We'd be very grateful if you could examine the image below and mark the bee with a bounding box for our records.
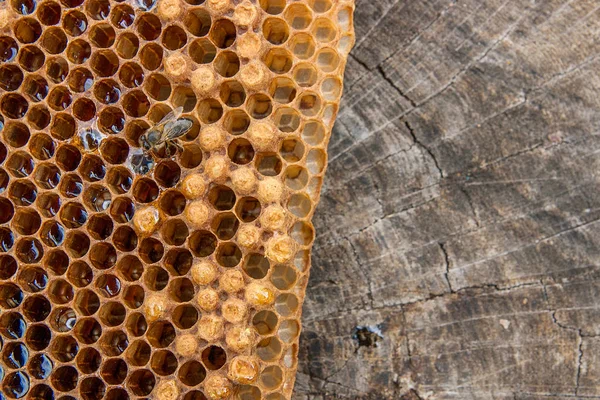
[131,107,194,175]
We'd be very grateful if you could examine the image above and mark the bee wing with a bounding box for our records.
[157,106,184,129]
[164,118,194,140]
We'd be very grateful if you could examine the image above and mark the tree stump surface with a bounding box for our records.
[294,0,600,398]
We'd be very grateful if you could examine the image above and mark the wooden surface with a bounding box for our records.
[293,0,600,398]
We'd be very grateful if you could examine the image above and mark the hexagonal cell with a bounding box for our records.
[0,227,14,252]
[161,219,189,246]
[0,283,23,309]
[12,208,41,235]
[22,74,49,102]
[253,310,278,335]
[321,76,342,101]
[255,152,283,177]
[99,329,128,356]
[180,143,203,168]
[290,220,315,246]
[66,38,92,64]
[309,0,332,12]
[210,19,236,48]
[148,103,173,124]
[147,321,176,348]
[9,179,37,206]
[316,48,340,72]
[33,162,60,189]
[94,79,121,104]
[101,360,128,385]
[145,266,169,291]
[280,138,306,162]
[169,277,195,302]
[64,230,90,258]
[189,230,217,257]
[18,266,49,292]
[178,361,206,386]
[136,13,162,40]
[90,49,119,77]
[37,192,60,218]
[13,17,42,44]
[50,112,76,140]
[145,73,171,101]
[122,90,150,117]
[126,313,147,337]
[111,4,135,28]
[273,107,301,132]
[246,93,272,119]
[189,38,217,64]
[172,304,198,329]
[221,110,249,136]
[6,151,34,177]
[37,1,62,25]
[216,242,242,267]
[79,154,107,182]
[27,104,51,130]
[98,107,126,134]
[46,57,69,83]
[228,138,255,165]
[28,354,53,380]
[22,295,51,321]
[116,31,139,59]
[66,261,93,288]
[298,92,322,116]
[109,196,135,223]
[151,350,178,376]
[68,67,94,93]
[87,214,114,240]
[89,242,118,270]
[264,48,293,74]
[259,0,285,14]
[269,77,297,104]
[211,212,240,240]
[236,196,261,222]
[128,369,156,396]
[162,24,187,50]
[243,253,271,279]
[40,26,68,54]
[47,86,73,111]
[73,289,100,316]
[119,61,145,88]
[73,318,102,344]
[76,347,101,374]
[73,98,97,122]
[284,165,309,190]
[1,93,28,119]
[139,43,163,71]
[139,237,164,263]
[48,279,74,305]
[220,80,246,107]
[197,98,223,124]
[172,85,198,112]
[0,64,24,90]
[155,160,181,187]
[263,17,289,45]
[284,3,313,29]
[113,225,138,252]
[58,173,83,198]
[184,7,211,36]
[62,10,88,36]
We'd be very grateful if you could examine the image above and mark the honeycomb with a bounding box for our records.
[0,0,354,398]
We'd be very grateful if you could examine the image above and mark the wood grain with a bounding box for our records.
[294,0,600,398]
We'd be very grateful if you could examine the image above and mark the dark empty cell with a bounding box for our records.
[59,202,87,228]
[66,260,93,288]
[256,153,282,176]
[139,237,164,263]
[6,151,34,177]
[273,107,300,132]
[178,361,206,386]
[172,304,198,329]
[172,86,197,112]
[219,80,245,107]
[50,307,77,332]
[169,277,194,302]
[100,137,129,164]
[139,42,163,70]
[236,197,261,222]
[0,36,18,62]
[0,168,8,192]
[46,56,69,82]
[162,24,187,50]
[147,321,176,348]
[60,0,84,8]
[106,167,132,194]
[0,197,14,224]
[59,174,83,198]
[94,79,121,104]
[264,48,293,74]
[228,138,255,165]
[89,242,117,270]
[62,9,87,35]
[180,144,203,168]
[0,255,17,279]
[263,17,289,44]
[151,350,178,376]
[66,38,92,64]
[90,23,116,47]
[51,366,78,392]
[213,51,239,77]
[84,184,112,211]
[50,113,76,140]
[86,0,110,20]
[74,289,100,316]
[19,45,45,74]
[224,109,250,135]
[111,4,135,28]
[79,155,106,182]
[99,107,126,134]
[216,242,242,267]
[56,144,82,171]
[28,354,53,379]
[115,31,139,59]
[189,37,216,64]
[123,285,144,309]
[1,93,28,119]
[0,65,24,90]
[90,49,119,77]
[18,267,48,293]
[3,371,30,399]
[101,359,128,385]
[12,208,41,235]
[212,212,239,240]
[246,93,272,119]
[47,86,72,111]
[40,221,65,247]
[23,74,49,102]
[26,105,50,131]
[28,384,55,400]
[51,335,79,362]
[122,90,150,117]
[16,237,44,264]
[0,283,22,309]
[87,214,114,240]
[118,61,144,88]
[40,27,68,54]
[201,345,227,370]
[95,273,121,297]
[161,219,189,246]
[127,339,151,367]
[68,67,94,92]
[196,98,223,124]
[37,2,61,24]
[73,318,102,344]
[48,279,74,304]
[26,323,51,350]
[136,13,162,40]
[126,313,147,337]
[80,377,106,400]
[43,249,69,275]
[14,17,42,43]
[154,160,181,187]
[0,227,14,252]
[113,225,137,252]
[0,311,26,339]
[99,302,127,327]
[64,230,90,258]
[74,350,100,379]
[160,190,186,216]
[184,8,211,36]
[208,185,236,210]
[132,177,159,203]
[183,391,208,400]
[110,196,135,223]
[210,19,236,48]
[99,329,128,356]
[116,255,143,282]
[22,295,50,321]
[189,230,217,257]
[163,248,192,276]
[128,369,155,396]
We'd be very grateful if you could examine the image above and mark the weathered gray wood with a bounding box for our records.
[294,0,600,398]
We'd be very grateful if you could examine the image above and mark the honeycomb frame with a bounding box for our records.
[0,0,355,398]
